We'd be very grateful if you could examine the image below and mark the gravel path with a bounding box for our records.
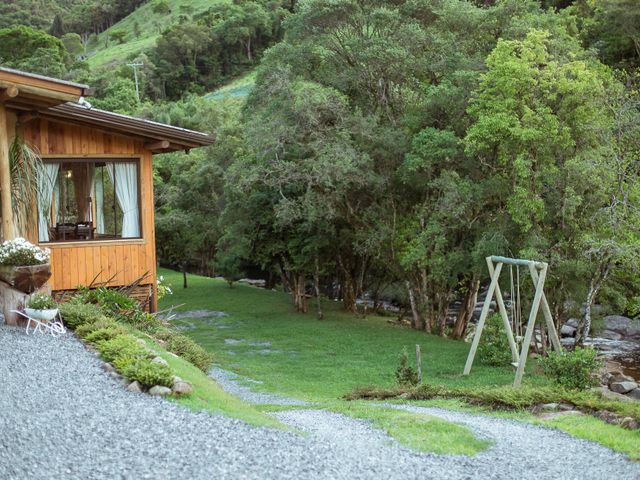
[2,325,638,480]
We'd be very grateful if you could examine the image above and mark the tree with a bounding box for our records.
[61,33,85,58]
[0,25,69,75]
[212,2,271,62]
[108,29,127,44]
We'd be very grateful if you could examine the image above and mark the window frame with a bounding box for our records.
[38,155,144,245]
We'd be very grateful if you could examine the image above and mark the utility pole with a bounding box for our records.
[127,62,144,102]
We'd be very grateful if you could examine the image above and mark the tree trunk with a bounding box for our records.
[182,267,188,289]
[576,261,612,346]
[337,255,357,313]
[452,277,479,340]
[314,257,323,320]
[246,37,252,62]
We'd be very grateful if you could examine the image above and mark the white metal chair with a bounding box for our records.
[11,310,66,337]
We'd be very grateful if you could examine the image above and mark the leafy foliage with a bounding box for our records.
[394,348,419,387]
[96,334,150,363]
[540,348,602,390]
[26,293,57,310]
[477,314,513,367]
[59,302,108,328]
[120,357,174,387]
[155,330,214,372]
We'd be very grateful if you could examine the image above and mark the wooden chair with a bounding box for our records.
[75,222,94,240]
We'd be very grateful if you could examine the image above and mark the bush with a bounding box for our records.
[75,287,138,316]
[540,348,602,390]
[59,302,107,328]
[477,314,513,366]
[85,326,129,344]
[96,334,149,363]
[394,348,419,386]
[121,357,174,387]
[75,317,119,339]
[155,330,214,372]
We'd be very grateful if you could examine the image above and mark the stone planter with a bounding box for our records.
[0,263,51,294]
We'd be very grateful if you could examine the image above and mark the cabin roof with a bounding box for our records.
[0,68,215,153]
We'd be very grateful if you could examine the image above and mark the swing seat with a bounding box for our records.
[510,362,519,368]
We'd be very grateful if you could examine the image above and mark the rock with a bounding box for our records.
[600,330,623,341]
[148,386,172,397]
[595,410,620,425]
[127,381,142,393]
[609,381,638,394]
[101,362,115,373]
[626,324,640,339]
[620,417,639,430]
[566,318,579,328]
[152,356,169,367]
[172,380,193,396]
[136,338,146,347]
[538,410,584,420]
[627,388,640,401]
[108,371,122,381]
[609,373,635,385]
[593,386,634,402]
[603,315,632,334]
[533,403,558,413]
[561,337,576,347]
[558,403,574,411]
[173,376,183,384]
[560,325,576,337]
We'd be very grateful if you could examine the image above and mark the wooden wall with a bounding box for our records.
[20,118,157,308]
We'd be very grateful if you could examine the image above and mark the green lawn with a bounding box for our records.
[159,268,550,403]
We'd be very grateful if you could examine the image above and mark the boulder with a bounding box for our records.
[172,380,193,396]
[101,362,115,373]
[152,356,169,367]
[610,381,638,394]
[620,417,639,430]
[560,325,576,337]
[126,381,142,393]
[561,337,576,347]
[593,387,633,402]
[148,386,172,397]
[136,338,147,347]
[566,318,579,329]
[609,373,635,385]
[626,324,640,340]
[627,388,640,401]
[603,315,632,334]
[601,330,623,341]
[108,371,122,381]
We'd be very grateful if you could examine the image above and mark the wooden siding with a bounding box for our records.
[20,119,157,308]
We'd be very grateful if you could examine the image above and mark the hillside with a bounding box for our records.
[87,0,227,69]
[205,71,256,101]
[0,0,82,30]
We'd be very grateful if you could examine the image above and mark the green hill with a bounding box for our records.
[86,0,226,69]
[204,71,256,101]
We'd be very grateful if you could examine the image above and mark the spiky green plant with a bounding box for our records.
[9,137,42,235]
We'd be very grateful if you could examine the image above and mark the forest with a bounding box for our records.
[1,0,639,342]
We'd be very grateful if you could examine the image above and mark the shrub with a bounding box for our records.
[0,237,49,266]
[477,314,513,366]
[59,302,107,328]
[540,348,602,390]
[85,326,129,344]
[394,348,419,386]
[155,330,214,372]
[74,317,119,339]
[121,358,174,387]
[75,287,138,316]
[96,334,149,363]
[27,293,57,310]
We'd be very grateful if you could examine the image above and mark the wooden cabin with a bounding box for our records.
[0,67,215,310]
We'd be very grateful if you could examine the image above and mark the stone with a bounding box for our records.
[148,386,172,397]
[627,388,640,401]
[566,318,579,329]
[609,381,638,394]
[626,324,640,339]
[108,371,122,381]
[537,410,584,420]
[609,373,635,385]
[136,338,146,347]
[593,386,634,402]
[595,410,620,425]
[101,362,115,373]
[561,337,576,347]
[172,376,183,384]
[172,380,193,396]
[620,417,640,430]
[603,315,632,334]
[601,330,623,341]
[533,403,558,412]
[560,325,576,337]
[152,356,169,367]
[126,381,142,393]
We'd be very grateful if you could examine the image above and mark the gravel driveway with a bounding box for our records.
[1,325,638,480]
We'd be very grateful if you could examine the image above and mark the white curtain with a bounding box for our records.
[53,180,60,224]
[94,169,105,234]
[37,163,60,242]
[106,162,140,238]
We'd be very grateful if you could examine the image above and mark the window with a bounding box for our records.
[38,159,141,242]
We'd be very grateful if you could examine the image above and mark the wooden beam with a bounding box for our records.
[18,112,38,124]
[0,103,15,240]
[486,257,519,363]
[529,265,562,352]
[144,139,170,151]
[0,85,19,102]
[463,260,504,375]
[0,81,79,104]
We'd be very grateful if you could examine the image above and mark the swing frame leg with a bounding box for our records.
[513,263,548,387]
[487,258,519,364]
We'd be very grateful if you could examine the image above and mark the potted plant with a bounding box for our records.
[0,238,51,293]
[25,293,59,321]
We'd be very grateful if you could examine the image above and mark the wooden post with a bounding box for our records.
[486,258,520,363]
[0,102,14,240]
[463,260,503,375]
[416,344,422,384]
[529,266,562,352]
[513,263,548,387]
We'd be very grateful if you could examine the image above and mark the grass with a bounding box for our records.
[86,0,227,69]
[204,71,256,101]
[141,336,282,428]
[158,268,640,458]
[158,268,551,403]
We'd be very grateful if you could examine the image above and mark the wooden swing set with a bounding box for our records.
[463,256,562,387]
